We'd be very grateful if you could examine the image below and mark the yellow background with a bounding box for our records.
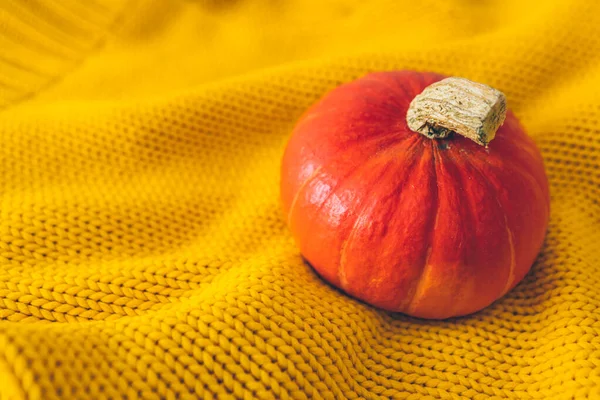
[1,0,599,398]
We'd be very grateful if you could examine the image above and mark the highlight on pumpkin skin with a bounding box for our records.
[280,70,549,319]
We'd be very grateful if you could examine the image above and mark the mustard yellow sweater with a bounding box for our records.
[1,0,599,399]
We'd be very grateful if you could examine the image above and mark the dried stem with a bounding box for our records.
[406,77,507,146]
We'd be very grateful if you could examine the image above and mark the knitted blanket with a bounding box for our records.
[1,0,599,398]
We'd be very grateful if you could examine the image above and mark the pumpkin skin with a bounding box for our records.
[280,71,550,319]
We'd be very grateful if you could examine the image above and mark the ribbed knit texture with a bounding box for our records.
[1,0,599,399]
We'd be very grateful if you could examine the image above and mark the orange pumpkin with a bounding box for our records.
[280,71,550,319]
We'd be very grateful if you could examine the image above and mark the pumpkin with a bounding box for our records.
[280,71,550,319]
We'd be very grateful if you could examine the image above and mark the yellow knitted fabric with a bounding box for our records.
[1,0,600,398]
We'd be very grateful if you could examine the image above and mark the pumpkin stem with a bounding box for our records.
[406,77,507,147]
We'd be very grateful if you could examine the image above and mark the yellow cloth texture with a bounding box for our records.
[1,0,600,398]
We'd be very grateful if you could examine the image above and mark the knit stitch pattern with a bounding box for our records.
[1,0,599,399]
